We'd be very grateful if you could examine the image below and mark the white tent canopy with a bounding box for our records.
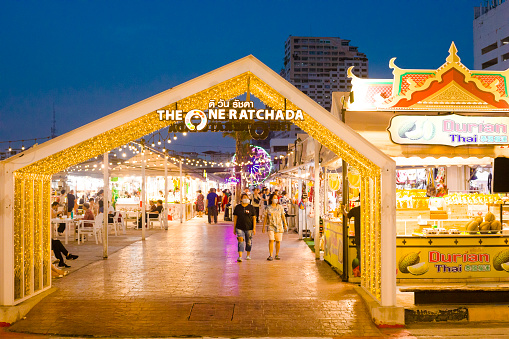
[0,55,396,310]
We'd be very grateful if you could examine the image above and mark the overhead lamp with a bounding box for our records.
[151,142,155,147]
[8,142,11,152]
[183,132,187,136]
[173,134,177,140]
[157,139,161,145]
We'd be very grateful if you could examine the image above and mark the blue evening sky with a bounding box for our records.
[0,0,482,152]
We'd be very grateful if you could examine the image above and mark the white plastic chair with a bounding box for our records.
[107,212,118,236]
[148,211,161,228]
[117,212,126,234]
[157,208,166,229]
[77,213,103,244]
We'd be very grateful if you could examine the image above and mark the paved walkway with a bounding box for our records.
[8,215,382,337]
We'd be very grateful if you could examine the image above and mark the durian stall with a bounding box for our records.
[341,43,509,281]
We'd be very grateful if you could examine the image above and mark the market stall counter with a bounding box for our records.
[396,206,509,282]
[324,209,509,283]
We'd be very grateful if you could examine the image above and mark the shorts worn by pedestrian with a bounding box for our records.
[262,195,288,261]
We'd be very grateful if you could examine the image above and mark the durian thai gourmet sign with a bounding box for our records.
[397,246,509,279]
[388,114,509,146]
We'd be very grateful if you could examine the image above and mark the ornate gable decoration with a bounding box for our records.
[347,42,509,112]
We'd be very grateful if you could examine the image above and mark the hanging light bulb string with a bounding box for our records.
[1,136,52,155]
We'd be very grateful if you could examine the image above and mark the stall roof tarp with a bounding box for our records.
[109,152,206,179]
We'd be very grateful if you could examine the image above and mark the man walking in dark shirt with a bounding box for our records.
[233,193,256,262]
[206,188,218,224]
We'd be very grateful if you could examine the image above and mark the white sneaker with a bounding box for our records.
[246,256,251,260]
[237,257,242,262]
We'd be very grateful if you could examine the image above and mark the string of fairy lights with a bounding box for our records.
[0,136,52,153]
[2,125,300,175]
[62,137,279,175]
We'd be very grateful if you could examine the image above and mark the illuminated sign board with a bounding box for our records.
[388,114,509,146]
[158,99,303,131]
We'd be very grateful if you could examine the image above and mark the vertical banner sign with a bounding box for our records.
[388,114,509,146]
[323,221,344,273]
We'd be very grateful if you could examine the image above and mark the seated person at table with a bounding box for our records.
[82,203,95,222]
[107,201,115,223]
[137,200,162,228]
[89,198,98,216]
[52,238,78,268]
[51,201,66,233]
[98,200,104,214]
[155,200,163,214]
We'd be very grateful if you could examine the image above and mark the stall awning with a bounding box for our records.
[110,152,202,179]
[344,110,509,159]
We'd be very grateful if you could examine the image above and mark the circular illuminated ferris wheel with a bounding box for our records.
[231,145,272,185]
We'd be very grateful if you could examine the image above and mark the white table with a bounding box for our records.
[117,208,141,228]
[51,218,80,244]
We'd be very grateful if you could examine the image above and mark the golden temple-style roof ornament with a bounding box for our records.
[446,42,461,64]
[347,42,509,112]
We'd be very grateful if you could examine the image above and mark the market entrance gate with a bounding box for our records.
[0,56,396,310]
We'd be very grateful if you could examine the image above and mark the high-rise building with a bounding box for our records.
[281,36,368,110]
[473,0,509,70]
[269,36,368,160]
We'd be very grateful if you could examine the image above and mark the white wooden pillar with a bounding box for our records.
[141,141,146,241]
[0,163,15,305]
[298,167,303,239]
[103,152,108,258]
[179,160,183,223]
[164,156,169,230]
[381,163,397,307]
[324,171,329,215]
[314,140,320,259]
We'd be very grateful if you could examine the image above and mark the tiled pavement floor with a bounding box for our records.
[7,215,383,337]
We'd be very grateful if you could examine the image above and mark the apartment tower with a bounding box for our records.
[269,36,368,159]
[473,0,509,70]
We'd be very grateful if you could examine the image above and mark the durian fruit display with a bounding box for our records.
[479,221,491,233]
[465,212,502,234]
[465,219,480,234]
